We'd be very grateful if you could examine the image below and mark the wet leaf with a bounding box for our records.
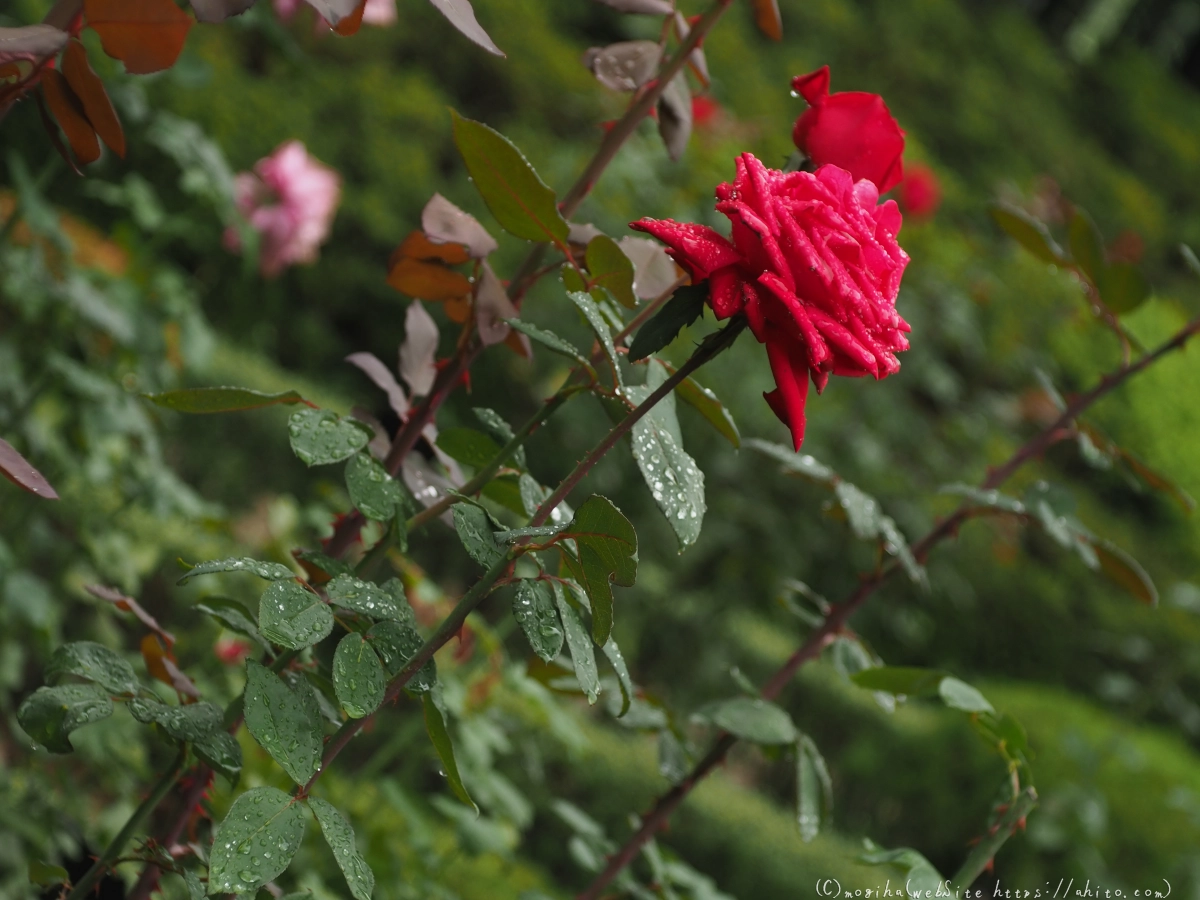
[504,318,591,368]
[243,660,323,785]
[437,427,504,471]
[656,70,692,162]
[583,40,660,92]
[422,193,497,258]
[586,234,638,308]
[796,733,832,842]
[626,360,706,549]
[288,408,371,467]
[307,798,375,900]
[326,573,411,622]
[568,290,620,380]
[18,684,113,753]
[555,496,637,646]
[619,236,682,300]
[453,503,506,568]
[426,0,503,56]
[45,641,137,696]
[130,696,224,741]
[333,633,387,719]
[451,111,567,244]
[258,580,334,650]
[475,261,523,348]
[367,620,437,693]
[345,353,407,419]
[144,386,307,413]
[628,284,706,362]
[473,407,526,469]
[513,580,564,663]
[673,372,739,447]
[195,730,242,784]
[178,557,295,585]
[422,691,477,810]
[0,437,58,499]
[600,636,633,717]
[345,453,405,522]
[207,786,306,895]
[692,697,796,744]
[83,0,193,75]
[551,582,600,703]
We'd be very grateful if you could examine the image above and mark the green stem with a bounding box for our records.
[65,747,187,900]
[950,788,1039,890]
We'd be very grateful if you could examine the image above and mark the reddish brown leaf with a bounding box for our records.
[747,0,782,40]
[87,584,176,647]
[394,229,470,266]
[0,437,58,499]
[444,294,471,324]
[332,0,366,34]
[62,39,124,156]
[140,634,201,697]
[387,256,473,301]
[41,69,100,165]
[33,88,82,175]
[83,0,193,75]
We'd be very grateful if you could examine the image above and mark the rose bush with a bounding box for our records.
[633,153,910,449]
[792,65,906,194]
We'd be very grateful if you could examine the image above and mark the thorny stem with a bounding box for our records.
[127,771,212,900]
[950,788,1039,890]
[64,747,187,900]
[575,316,1200,900]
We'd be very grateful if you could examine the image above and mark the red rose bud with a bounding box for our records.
[692,95,720,128]
[632,153,910,450]
[792,66,905,194]
[899,163,941,218]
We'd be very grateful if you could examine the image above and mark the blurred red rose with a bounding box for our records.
[214,636,253,666]
[899,163,941,218]
[692,95,720,128]
[792,66,905,194]
[633,153,910,449]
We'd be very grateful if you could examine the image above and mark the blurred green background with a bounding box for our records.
[3,0,1200,897]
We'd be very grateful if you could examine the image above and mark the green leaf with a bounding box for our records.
[326,574,411,622]
[858,842,944,897]
[626,360,706,549]
[181,869,205,900]
[177,557,295,584]
[600,637,634,718]
[556,496,637,646]
[503,318,592,369]
[345,453,406,522]
[243,660,323,785]
[551,582,600,703]
[513,580,564,662]
[367,620,437,694]
[450,110,568,244]
[473,407,527,469]
[674,374,740,448]
[28,861,69,887]
[939,484,1026,516]
[307,798,375,900]
[1068,210,1106,286]
[796,733,832,842]
[135,699,224,741]
[453,503,506,568]
[437,427,504,471]
[1182,243,1200,278]
[422,691,477,811]
[207,786,306,895]
[481,473,527,516]
[586,234,637,309]
[288,408,371,467]
[691,697,797,745]
[45,641,138,696]
[850,666,946,697]
[258,581,334,650]
[18,684,113,753]
[194,598,267,648]
[747,438,837,484]
[195,730,243,785]
[144,386,307,414]
[628,284,706,362]
[294,550,354,579]
[568,291,620,379]
[333,633,387,719]
[1094,538,1158,605]
[937,677,995,714]
[990,204,1064,264]
[1099,261,1150,314]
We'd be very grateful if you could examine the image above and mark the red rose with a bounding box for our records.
[632,153,910,449]
[214,636,253,665]
[792,66,905,194]
[899,164,941,218]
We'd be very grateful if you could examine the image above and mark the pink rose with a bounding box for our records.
[792,66,905,194]
[632,152,910,449]
[226,140,341,277]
